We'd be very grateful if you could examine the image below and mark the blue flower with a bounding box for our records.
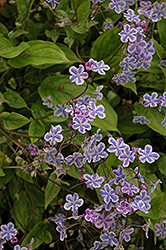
[92,85,104,101]
[133,116,150,125]
[161,115,166,129]
[88,101,106,119]
[118,24,137,43]
[154,221,166,239]
[46,0,60,9]
[44,125,63,146]
[100,230,118,247]
[54,104,68,118]
[112,73,127,85]
[56,222,67,241]
[143,219,151,238]
[84,209,99,224]
[120,227,134,243]
[148,179,161,194]
[159,92,166,107]
[95,211,116,230]
[109,0,126,14]
[92,142,108,162]
[103,21,114,31]
[116,200,132,215]
[49,213,66,225]
[124,8,140,22]
[83,173,105,189]
[14,245,28,250]
[136,54,152,70]
[107,137,127,157]
[0,222,17,241]
[131,190,151,214]
[90,241,107,250]
[120,56,137,71]
[128,34,146,54]
[42,95,53,108]
[121,181,139,197]
[64,193,84,212]
[89,59,110,75]
[69,65,88,85]
[148,2,166,22]
[78,95,91,106]
[65,152,84,168]
[100,184,119,204]
[72,117,91,134]
[118,146,136,167]
[112,165,126,185]
[138,144,160,164]
[143,40,155,56]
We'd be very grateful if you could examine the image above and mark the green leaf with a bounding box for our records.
[153,38,164,59]
[66,162,93,179]
[0,34,29,58]
[58,43,82,63]
[45,175,61,209]
[0,23,8,35]
[77,1,90,23]
[0,58,9,73]
[4,89,28,108]
[157,153,166,176]
[157,19,166,49]
[71,20,98,34]
[9,29,29,39]
[16,0,29,18]
[28,119,45,143]
[1,112,30,130]
[43,231,53,244]
[38,75,85,105]
[25,182,44,207]
[123,81,137,95]
[159,66,166,89]
[0,169,14,188]
[8,40,70,68]
[45,29,60,42]
[117,105,148,134]
[90,27,121,61]
[16,168,33,183]
[134,102,166,136]
[21,222,45,249]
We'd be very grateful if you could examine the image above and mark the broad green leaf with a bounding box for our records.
[107,91,121,107]
[43,231,53,244]
[0,58,9,73]
[9,29,29,39]
[66,162,93,179]
[153,38,164,59]
[45,29,59,42]
[134,102,166,136]
[0,34,29,58]
[28,119,45,143]
[8,40,70,68]
[159,66,166,89]
[38,75,85,105]
[0,23,8,35]
[23,19,39,40]
[16,0,29,18]
[21,222,44,249]
[117,105,148,134]
[58,43,82,63]
[71,20,98,34]
[157,153,166,176]
[4,89,28,108]
[45,175,61,209]
[77,1,90,23]
[0,169,14,188]
[90,27,121,61]
[1,112,30,130]
[123,81,137,95]
[16,168,33,183]
[157,19,166,49]
[25,182,44,208]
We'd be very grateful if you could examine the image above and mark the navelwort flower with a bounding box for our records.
[0,222,17,241]
[100,230,118,247]
[69,65,88,85]
[88,59,110,75]
[118,24,137,43]
[83,173,105,189]
[44,125,63,146]
[64,193,84,212]
[138,144,160,164]
[42,95,53,108]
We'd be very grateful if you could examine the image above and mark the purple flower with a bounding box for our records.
[138,144,160,164]
[28,143,39,155]
[44,125,63,146]
[11,236,18,244]
[14,246,28,250]
[95,211,116,230]
[120,56,137,71]
[112,73,127,85]
[138,1,152,15]
[122,70,136,83]
[112,165,126,185]
[88,101,106,119]
[64,193,84,212]
[128,34,146,54]
[91,142,108,163]
[143,40,155,56]
[119,24,137,43]
[72,117,91,134]
[159,60,166,69]
[161,115,166,129]
[65,152,84,168]
[83,173,105,189]
[100,230,118,247]
[0,222,17,241]
[136,54,152,70]
[84,209,99,223]
[46,0,59,9]
[119,227,134,243]
[116,200,132,215]
[124,8,140,22]
[89,59,110,75]
[54,104,68,118]
[159,92,166,107]
[42,95,53,108]
[154,222,166,239]
[118,146,136,167]
[109,0,126,14]
[56,222,67,241]
[133,116,150,125]
[69,65,88,85]
[107,137,127,157]
[121,181,139,197]
[131,190,151,214]
[100,183,119,204]
[148,2,166,22]
[143,92,159,107]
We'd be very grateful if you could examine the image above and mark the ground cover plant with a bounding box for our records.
[0,0,166,249]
